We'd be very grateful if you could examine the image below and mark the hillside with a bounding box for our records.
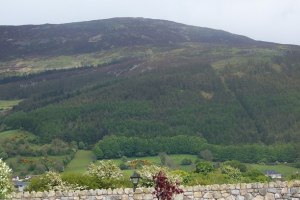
[1,17,300,147]
[0,17,255,60]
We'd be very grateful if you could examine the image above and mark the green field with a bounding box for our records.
[248,164,300,177]
[64,150,95,173]
[64,152,198,174]
[64,151,300,179]
[0,99,22,110]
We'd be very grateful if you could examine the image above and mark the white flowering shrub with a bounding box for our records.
[87,160,123,180]
[0,158,13,198]
[86,160,123,188]
[137,165,182,187]
[42,171,86,191]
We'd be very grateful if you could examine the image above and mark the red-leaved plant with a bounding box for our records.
[152,171,183,200]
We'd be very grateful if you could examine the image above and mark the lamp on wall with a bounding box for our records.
[130,171,141,192]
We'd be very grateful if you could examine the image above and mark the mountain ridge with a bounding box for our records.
[0,17,259,60]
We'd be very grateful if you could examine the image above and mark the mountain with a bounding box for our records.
[1,17,300,146]
[0,17,255,60]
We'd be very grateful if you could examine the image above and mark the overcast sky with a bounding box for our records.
[1,0,300,45]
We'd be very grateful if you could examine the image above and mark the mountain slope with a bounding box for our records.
[1,18,300,146]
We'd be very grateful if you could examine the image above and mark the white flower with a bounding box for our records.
[43,171,86,191]
[0,158,13,198]
[87,160,123,180]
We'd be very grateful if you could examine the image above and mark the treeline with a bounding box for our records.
[94,135,300,163]
[212,144,300,163]
[0,138,76,159]
[93,135,208,159]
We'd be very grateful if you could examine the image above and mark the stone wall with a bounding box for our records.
[7,181,300,200]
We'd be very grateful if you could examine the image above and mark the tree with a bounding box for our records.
[0,158,13,198]
[153,171,183,200]
[93,145,104,159]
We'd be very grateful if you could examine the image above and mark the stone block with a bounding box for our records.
[265,193,275,200]
[203,192,213,199]
[269,182,275,188]
[225,195,235,200]
[211,184,220,190]
[240,189,247,196]
[253,195,264,200]
[231,189,240,195]
[240,183,247,189]
[107,188,113,195]
[281,187,289,194]
[291,187,299,195]
[143,194,153,200]
[193,185,201,192]
[274,193,281,198]
[229,184,236,190]
[220,184,228,190]
[213,191,222,199]
[236,195,245,200]
[267,188,277,194]
[174,193,184,200]
[258,188,267,196]
[222,192,231,198]
[121,195,128,200]
[244,193,253,200]
[124,188,131,194]
[133,194,143,200]
[193,192,202,198]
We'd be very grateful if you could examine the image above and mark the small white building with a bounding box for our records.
[265,170,282,179]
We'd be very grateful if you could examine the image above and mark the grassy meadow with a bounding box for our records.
[64,150,95,173]
[0,99,22,110]
[248,164,300,177]
[64,151,300,179]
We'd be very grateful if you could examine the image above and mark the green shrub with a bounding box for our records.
[62,173,99,189]
[223,160,247,172]
[221,165,242,182]
[288,173,300,181]
[241,169,270,183]
[26,171,85,191]
[170,170,191,185]
[195,161,214,175]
